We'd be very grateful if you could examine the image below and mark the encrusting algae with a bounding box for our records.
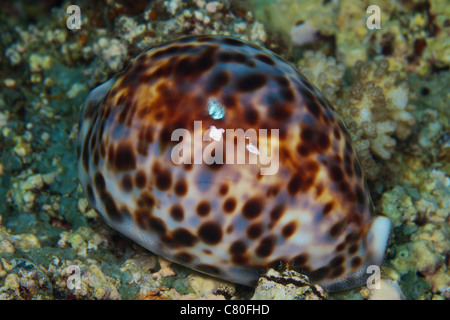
[0,0,448,300]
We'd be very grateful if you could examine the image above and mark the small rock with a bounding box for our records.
[206,1,221,13]
[251,268,327,300]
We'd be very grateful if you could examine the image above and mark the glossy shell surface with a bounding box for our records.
[77,35,391,291]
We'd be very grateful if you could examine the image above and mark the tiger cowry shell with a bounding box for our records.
[77,35,391,292]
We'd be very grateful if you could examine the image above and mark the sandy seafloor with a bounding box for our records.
[0,0,448,300]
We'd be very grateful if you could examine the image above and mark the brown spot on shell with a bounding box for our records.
[247,222,264,239]
[94,172,106,192]
[121,174,133,192]
[196,201,211,217]
[135,170,147,189]
[206,71,230,92]
[219,184,229,196]
[223,197,237,214]
[309,266,330,281]
[236,74,267,92]
[174,252,194,264]
[336,242,346,252]
[281,221,297,238]
[287,161,318,196]
[329,220,347,238]
[269,204,285,226]
[170,204,184,222]
[174,179,188,196]
[255,235,276,257]
[292,253,309,267]
[152,164,172,191]
[329,266,345,278]
[86,183,95,204]
[242,197,264,219]
[350,256,363,269]
[114,142,136,172]
[329,255,345,268]
[255,53,275,65]
[348,243,359,255]
[229,240,247,255]
[198,221,223,245]
[322,202,334,216]
[172,228,198,247]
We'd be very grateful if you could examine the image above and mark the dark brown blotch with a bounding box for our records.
[280,87,295,102]
[151,45,184,60]
[93,149,100,166]
[333,126,341,140]
[170,204,184,222]
[193,45,217,75]
[229,240,247,255]
[222,37,245,46]
[198,221,223,245]
[255,235,277,257]
[83,100,99,120]
[346,231,361,243]
[206,70,230,92]
[322,202,334,216]
[135,209,150,229]
[287,171,315,195]
[121,174,133,192]
[329,266,345,278]
[174,57,193,78]
[232,255,249,265]
[139,191,155,208]
[219,184,229,196]
[268,100,293,121]
[242,197,264,219]
[296,144,310,157]
[336,242,346,252]
[266,185,280,197]
[348,243,359,255]
[329,255,345,268]
[86,183,95,204]
[222,94,237,109]
[317,132,331,150]
[255,53,275,65]
[236,74,267,92]
[148,216,167,234]
[174,179,188,196]
[196,200,211,217]
[152,164,172,191]
[174,252,194,264]
[329,220,347,238]
[282,221,297,238]
[329,165,344,182]
[244,106,260,125]
[300,87,322,118]
[246,222,264,239]
[269,204,285,224]
[82,126,93,171]
[292,253,309,267]
[350,256,362,269]
[100,191,122,221]
[173,228,198,247]
[94,172,106,192]
[223,197,237,214]
[309,266,330,281]
[135,170,147,189]
[114,142,136,172]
